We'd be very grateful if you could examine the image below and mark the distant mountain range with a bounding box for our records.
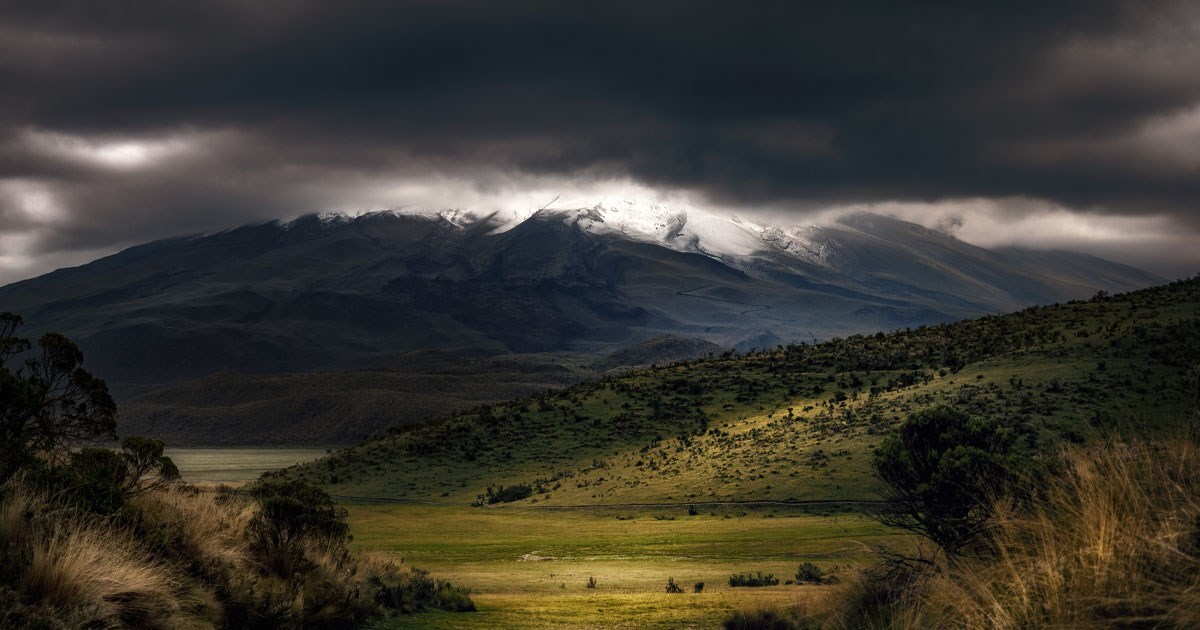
[0,202,1162,443]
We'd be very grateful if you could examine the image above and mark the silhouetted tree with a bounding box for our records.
[1,312,116,480]
[872,405,1025,558]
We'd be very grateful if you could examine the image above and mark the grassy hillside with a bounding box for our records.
[283,277,1200,505]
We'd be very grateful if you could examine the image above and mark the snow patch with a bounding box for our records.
[305,200,846,270]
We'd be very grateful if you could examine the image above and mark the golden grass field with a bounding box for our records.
[345,503,908,628]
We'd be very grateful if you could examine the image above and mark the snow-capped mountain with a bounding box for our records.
[340,200,830,267]
[0,204,1161,389]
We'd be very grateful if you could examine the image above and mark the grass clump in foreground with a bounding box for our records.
[0,475,475,628]
[734,429,1200,629]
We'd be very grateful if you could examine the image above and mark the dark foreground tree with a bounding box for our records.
[1,312,116,480]
[872,405,1026,558]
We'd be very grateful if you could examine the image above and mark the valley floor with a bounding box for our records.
[345,503,907,628]
[168,447,329,483]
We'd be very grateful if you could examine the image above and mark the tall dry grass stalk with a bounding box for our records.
[23,517,181,625]
[128,485,256,569]
[4,477,465,626]
[1,484,214,628]
[780,434,1200,630]
[917,437,1200,628]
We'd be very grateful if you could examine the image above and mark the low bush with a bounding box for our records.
[729,571,780,587]
[795,562,826,584]
[486,483,533,504]
[362,555,475,614]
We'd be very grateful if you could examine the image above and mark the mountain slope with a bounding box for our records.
[280,277,1200,505]
[0,205,1159,385]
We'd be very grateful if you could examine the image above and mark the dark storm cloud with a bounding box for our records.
[1,0,1198,281]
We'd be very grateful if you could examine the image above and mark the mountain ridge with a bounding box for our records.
[0,204,1164,444]
[0,205,1161,379]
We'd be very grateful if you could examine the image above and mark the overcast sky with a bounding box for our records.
[2,0,1199,284]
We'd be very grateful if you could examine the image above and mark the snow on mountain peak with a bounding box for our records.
[308,199,837,268]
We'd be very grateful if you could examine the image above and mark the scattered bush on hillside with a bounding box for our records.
[666,577,684,593]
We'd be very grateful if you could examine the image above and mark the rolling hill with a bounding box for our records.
[280,276,1200,505]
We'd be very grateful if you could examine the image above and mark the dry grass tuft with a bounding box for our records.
[919,437,1200,628]
[128,484,255,569]
[775,434,1200,629]
[11,496,210,628]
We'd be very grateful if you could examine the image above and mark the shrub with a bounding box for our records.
[25,436,181,516]
[666,577,684,593]
[586,576,597,589]
[729,572,780,587]
[694,581,705,593]
[795,562,825,584]
[0,319,475,627]
[872,405,1029,557]
[246,478,349,577]
[363,558,475,614]
[485,483,533,504]
[809,566,928,629]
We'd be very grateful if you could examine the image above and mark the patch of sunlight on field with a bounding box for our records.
[347,503,906,628]
[167,448,329,483]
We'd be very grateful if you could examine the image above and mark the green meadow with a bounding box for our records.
[346,503,906,629]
